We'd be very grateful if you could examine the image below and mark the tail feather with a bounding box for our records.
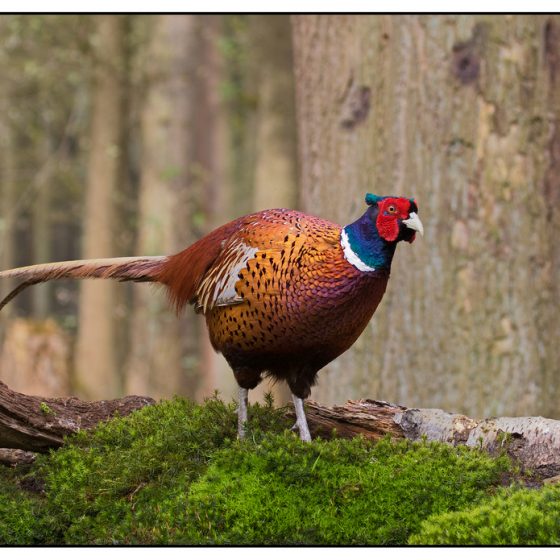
[0,256,167,311]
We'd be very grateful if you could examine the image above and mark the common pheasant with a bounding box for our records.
[0,193,423,441]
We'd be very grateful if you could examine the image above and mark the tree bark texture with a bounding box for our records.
[74,16,126,399]
[0,380,154,455]
[291,15,560,418]
[125,15,198,399]
[290,399,560,478]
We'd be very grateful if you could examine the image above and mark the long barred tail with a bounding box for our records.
[0,256,168,311]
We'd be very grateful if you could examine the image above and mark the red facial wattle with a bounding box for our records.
[375,198,414,242]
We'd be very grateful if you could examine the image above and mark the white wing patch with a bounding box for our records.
[196,240,258,313]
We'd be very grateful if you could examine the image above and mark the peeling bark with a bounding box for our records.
[291,399,560,478]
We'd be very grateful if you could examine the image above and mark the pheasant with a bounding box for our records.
[0,193,423,441]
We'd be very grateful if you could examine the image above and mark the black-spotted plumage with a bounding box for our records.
[0,194,423,441]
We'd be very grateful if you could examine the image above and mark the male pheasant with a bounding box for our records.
[0,193,423,441]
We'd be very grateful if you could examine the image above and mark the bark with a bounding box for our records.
[0,380,154,456]
[2,379,560,478]
[292,15,560,418]
[75,16,126,399]
[125,15,198,398]
[289,399,560,478]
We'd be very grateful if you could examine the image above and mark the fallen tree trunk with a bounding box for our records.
[297,400,560,479]
[2,380,560,478]
[0,380,155,462]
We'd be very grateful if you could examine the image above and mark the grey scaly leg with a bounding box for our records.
[238,387,249,439]
[292,394,312,442]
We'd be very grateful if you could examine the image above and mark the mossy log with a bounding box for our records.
[296,400,560,478]
[2,380,560,477]
[0,380,155,462]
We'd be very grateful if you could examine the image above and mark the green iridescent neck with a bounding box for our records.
[342,207,397,271]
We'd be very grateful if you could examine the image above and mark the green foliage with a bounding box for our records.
[33,396,288,544]
[39,402,54,416]
[0,466,49,544]
[410,484,560,545]
[0,397,532,545]
[183,436,510,545]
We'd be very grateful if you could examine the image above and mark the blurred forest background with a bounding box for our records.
[0,14,559,419]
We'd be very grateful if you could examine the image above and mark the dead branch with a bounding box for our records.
[292,399,560,478]
[0,380,155,460]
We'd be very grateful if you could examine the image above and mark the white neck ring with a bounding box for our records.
[340,229,376,272]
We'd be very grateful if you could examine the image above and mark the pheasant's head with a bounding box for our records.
[365,193,423,244]
[341,193,423,272]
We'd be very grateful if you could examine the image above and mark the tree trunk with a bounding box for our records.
[125,15,198,399]
[31,134,53,319]
[0,97,16,316]
[292,15,560,418]
[74,16,125,399]
[190,16,234,402]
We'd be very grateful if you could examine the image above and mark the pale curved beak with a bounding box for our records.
[403,212,424,236]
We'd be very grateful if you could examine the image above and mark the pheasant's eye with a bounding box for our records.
[387,205,397,214]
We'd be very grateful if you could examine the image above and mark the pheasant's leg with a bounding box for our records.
[292,394,312,442]
[232,367,262,439]
[238,387,249,439]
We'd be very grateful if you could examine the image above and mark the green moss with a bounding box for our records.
[40,402,54,416]
[0,466,49,544]
[35,396,288,544]
[0,396,521,545]
[183,436,511,545]
[410,484,560,545]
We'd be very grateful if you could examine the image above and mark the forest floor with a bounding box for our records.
[1,396,559,545]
